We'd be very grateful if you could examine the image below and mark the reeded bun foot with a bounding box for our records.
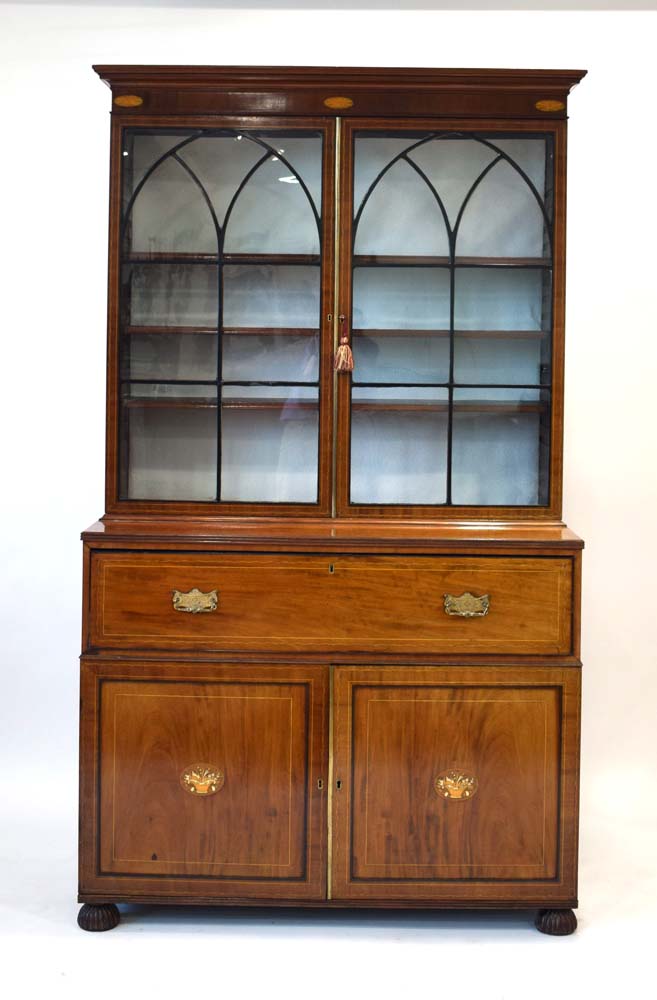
[535,908,577,936]
[77,903,120,932]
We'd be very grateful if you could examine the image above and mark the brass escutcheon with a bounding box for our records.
[180,764,224,797]
[443,592,490,617]
[172,588,218,613]
[434,770,478,801]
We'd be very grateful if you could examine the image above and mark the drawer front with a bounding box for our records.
[331,665,580,902]
[89,552,573,655]
[79,661,327,899]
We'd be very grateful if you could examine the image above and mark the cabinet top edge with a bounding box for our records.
[93,66,586,119]
[93,65,587,90]
[82,517,584,550]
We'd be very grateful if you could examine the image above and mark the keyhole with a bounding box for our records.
[336,779,342,790]
[329,564,335,574]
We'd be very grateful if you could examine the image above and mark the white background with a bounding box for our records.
[1,4,656,999]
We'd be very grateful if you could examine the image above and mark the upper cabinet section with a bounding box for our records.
[97,66,585,520]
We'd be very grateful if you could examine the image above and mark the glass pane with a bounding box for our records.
[454,268,547,331]
[122,385,218,501]
[353,268,450,332]
[125,264,219,328]
[223,334,318,382]
[223,142,321,255]
[456,157,549,258]
[125,332,217,381]
[127,155,218,255]
[353,333,449,385]
[221,387,318,502]
[451,388,550,505]
[454,333,547,386]
[223,265,320,329]
[353,158,449,257]
[350,388,448,504]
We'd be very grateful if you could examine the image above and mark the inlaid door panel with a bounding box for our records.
[79,660,327,899]
[331,666,580,902]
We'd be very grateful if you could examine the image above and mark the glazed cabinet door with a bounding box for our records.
[331,666,579,903]
[79,661,327,901]
[337,121,561,518]
[111,119,335,515]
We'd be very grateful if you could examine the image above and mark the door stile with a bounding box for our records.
[335,118,356,517]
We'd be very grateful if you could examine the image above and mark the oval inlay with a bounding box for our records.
[535,99,565,112]
[324,96,354,110]
[114,94,144,108]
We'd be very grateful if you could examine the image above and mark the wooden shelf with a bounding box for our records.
[125,396,317,411]
[124,396,544,414]
[353,399,547,414]
[353,328,548,340]
[125,325,216,336]
[124,252,320,266]
[125,326,319,337]
[124,252,548,269]
[353,255,551,268]
[124,396,219,409]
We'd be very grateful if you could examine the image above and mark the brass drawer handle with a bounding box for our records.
[444,592,489,617]
[180,764,224,796]
[172,588,218,613]
[434,770,478,800]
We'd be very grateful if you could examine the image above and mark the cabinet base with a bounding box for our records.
[535,908,577,936]
[76,899,578,934]
[77,903,121,932]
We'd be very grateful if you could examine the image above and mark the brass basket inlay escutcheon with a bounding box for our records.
[180,764,224,797]
[172,588,218,613]
[443,592,490,617]
[434,770,478,801]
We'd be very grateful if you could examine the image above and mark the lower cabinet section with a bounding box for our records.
[79,660,579,910]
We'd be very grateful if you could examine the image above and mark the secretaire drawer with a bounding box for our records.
[87,552,573,655]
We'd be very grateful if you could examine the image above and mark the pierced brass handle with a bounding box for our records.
[180,764,224,796]
[434,770,478,801]
[444,592,489,618]
[172,588,218,613]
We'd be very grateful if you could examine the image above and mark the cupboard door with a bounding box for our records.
[79,661,327,900]
[337,123,559,517]
[331,666,579,903]
[114,120,334,513]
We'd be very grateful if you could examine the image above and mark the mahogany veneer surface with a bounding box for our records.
[88,551,574,656]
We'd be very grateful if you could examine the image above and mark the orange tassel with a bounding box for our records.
[334,335,354,372]
[334,315,354,371]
